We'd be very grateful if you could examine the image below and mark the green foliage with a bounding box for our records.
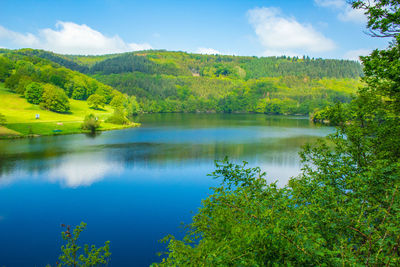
[242,56,362,80]
[0,56,13,82]
[81,113,101,133]
[311,102,350,125]
[127,95,141,116]
[87,94,106,110]
[89,53,186,76]
[0,50,120,110]
[155,148,400,265]
[72,49,362,115]
[24,82,44,104]
[41,84,70,113]
[56,222,111,267]
[17,48,89,73]
[105,108,130,125]
[109,94,127,109]
[352,0,400,38]
[95,72,358,115]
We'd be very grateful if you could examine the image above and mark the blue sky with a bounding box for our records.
[0,0,390,59]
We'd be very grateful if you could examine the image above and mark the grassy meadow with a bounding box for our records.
[0,83,135,138]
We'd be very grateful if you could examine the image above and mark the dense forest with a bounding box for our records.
[0,48,363,116]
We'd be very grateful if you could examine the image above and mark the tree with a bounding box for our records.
[24,82,44,104]
[0,56,13,82]
[109,94,127,109]
[127,95,141,116]
[154,1,400,265]
[352,0,400,37]
[87,94,106,110]
[0,113,6,126]
[41,84,70,113]
[81,113,101,133]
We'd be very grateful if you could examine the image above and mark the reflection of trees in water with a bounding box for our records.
[0,148,70,178]
[0,157,17,179]
[84,132,102,139]
[0,133,318,187]
[135,113,313,129]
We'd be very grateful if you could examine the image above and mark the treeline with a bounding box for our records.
[84,51,363,80]
[94,72,359,115]
[241,56,363,79]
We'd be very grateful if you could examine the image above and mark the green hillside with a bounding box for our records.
[0,48,363,119]
[0,83,134,138]
[75,50,363,115]
[0,51,138,138]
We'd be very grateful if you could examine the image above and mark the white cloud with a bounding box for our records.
[343,48,371,61]
[315,0,367,24]
[247,7,335,56]
[196,47,221,55]
[0,21,152,55]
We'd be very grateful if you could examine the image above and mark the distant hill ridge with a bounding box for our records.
[3,48,362,79]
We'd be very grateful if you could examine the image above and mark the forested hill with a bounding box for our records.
[84,51,362,80]
[0,48,363,115]
[7,49,362,79]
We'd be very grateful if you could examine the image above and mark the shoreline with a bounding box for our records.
[0,122,140,140]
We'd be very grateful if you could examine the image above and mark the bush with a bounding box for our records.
[105,108,130,125]
[24,82,44,104]
[41,84,70,113]
[81,114,100,133]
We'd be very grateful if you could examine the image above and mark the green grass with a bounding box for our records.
[0,83,137,138]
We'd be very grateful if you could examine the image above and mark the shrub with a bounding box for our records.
[105,108,130,125]
[81,113,101,133]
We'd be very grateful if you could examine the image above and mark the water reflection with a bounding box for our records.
[0,114,332,188]
[47,154,123,188]
[0,136,320,187]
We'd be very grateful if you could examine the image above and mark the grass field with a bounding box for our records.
[0,83,136,138]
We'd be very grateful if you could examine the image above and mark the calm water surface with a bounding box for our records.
[0,114,333,266]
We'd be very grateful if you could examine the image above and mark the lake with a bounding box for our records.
[0,114,334,266]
